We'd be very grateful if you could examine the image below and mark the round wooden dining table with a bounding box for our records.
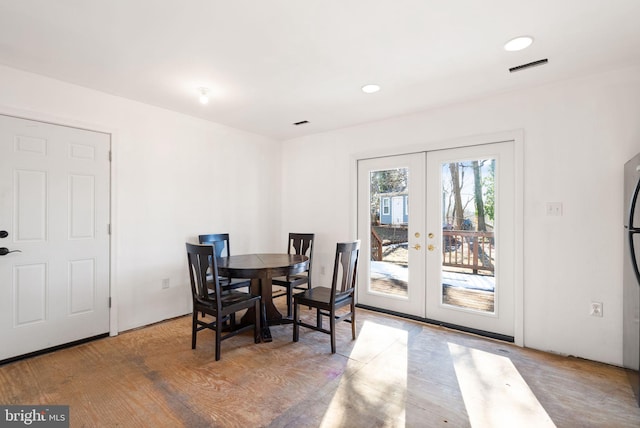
[217,253,309,342]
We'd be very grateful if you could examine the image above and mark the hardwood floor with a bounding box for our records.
[0,303,638,427]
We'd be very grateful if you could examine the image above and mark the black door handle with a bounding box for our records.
[0,247,21,256]
[629,176,640,286]
[0,231,7,239]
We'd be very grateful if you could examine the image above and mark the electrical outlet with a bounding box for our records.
[546,202,563,216]
[161,278,170,289]
[590,301,603,317]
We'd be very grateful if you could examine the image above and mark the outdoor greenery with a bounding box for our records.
[443,158,495,231]
[368,160,494,232]
[370,168,408,222]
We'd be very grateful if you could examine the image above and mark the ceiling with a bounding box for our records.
[1,1,639,140]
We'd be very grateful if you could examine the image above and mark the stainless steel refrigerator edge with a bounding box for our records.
[623,152,640,406]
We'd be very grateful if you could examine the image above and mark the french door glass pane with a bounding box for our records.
[440,158,495,313]
[369,168,409,298]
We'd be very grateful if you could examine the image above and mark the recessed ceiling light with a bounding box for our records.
[504,36,534,52]
[361,84,381,94]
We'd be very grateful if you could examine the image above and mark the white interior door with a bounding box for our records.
[0,114,111,361]
[425,142,515,337]
[357,154,425,317]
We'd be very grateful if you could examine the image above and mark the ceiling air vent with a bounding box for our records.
[293,120,309,126]
[509,58,548,73]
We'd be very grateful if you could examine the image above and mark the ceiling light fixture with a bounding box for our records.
[198,87,209,105]
[361,84,381,94]
[504,36,534,52]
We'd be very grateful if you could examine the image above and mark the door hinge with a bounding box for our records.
[108,224,111,235]
[109,151,112,162]
[109,297,112,308]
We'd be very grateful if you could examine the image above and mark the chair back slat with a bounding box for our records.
[186,243,222,311]
[198,233,231,258]
[288,233,314,281]
[331,241,360,301]
[289,233,314,257]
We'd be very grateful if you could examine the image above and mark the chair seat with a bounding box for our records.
[206,274,251,290]
[272,274,308,288]
[219,277,251,289]
[220,290,260,307]
[200,289,259,310]
[273,276,307,287]
[293,286,352,308]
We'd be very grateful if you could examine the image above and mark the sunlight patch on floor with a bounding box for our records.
[448,342,556,428]
[347,319,410,362]
[319,320,409,427]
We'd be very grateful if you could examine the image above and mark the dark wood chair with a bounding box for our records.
[186,243,261,361]
[272,233,315,317]
[198,233,251,291]
[293,240,360,354]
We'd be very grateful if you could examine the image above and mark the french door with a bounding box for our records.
[357,142,516,337]
[357,154,426,317]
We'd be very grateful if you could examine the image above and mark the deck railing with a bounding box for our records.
[442,230,494,274]
[371,228,383,261]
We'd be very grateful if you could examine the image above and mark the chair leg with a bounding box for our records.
[191,311,198,349]
[293,299,299,342]
[215,315,222,361]
[351,302,356,340]
[316,308,322,329]
[330,309,336,354]
[254,300,261,344]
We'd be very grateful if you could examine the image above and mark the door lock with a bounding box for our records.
[412,244,421,250]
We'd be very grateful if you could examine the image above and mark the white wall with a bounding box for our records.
[0,65,282,332]
[2,62,639,365]
[280,64,640,365]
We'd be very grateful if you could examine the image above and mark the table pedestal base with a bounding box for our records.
[241,278,293,342]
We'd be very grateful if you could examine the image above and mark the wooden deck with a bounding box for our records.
[370,264,495,312]
[443,285,494,312]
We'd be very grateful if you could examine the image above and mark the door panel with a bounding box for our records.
[0,114,111,361]
[357,154,425,317]
[426,142,515,337]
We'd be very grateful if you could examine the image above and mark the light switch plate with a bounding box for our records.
[546,202,563,216]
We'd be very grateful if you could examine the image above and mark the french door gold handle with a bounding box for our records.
[427,244,435,251]
[412,244,421,250]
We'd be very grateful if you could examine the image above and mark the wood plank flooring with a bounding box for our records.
[0,303,638,427]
